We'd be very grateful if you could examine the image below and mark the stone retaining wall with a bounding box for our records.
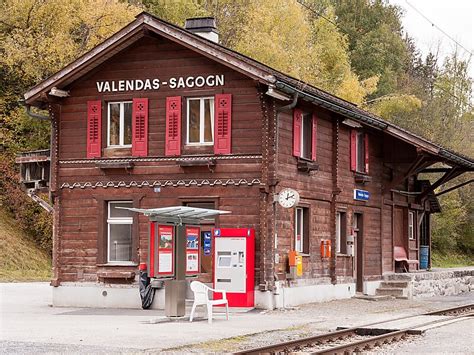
[411,269,474,298]
[384,268,474,299]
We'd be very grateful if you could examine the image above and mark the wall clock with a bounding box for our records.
[278,188,300,209]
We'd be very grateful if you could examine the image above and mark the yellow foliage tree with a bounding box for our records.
[0,0,141,88]
[231,0,376,105]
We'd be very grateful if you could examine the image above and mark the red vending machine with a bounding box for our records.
[213,228,255,307]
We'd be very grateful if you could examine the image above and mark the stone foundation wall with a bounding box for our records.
[411,269,474,298]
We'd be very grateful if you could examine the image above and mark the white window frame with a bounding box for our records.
[107,101,132,148]
[107,201,133,264]
[295,207,304,253]
[336,212,341,254]
[186,97,215,146]
[408,211,415,240]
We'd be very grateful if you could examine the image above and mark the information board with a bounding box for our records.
[157,225,174,276]
[186,226,200,274]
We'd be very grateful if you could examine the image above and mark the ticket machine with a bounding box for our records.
[213,228,255,307]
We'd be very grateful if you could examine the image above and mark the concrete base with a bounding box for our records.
[363,280,382,296]
[53,283,166,309]
[54,280,380,310]
[255,281,357,310]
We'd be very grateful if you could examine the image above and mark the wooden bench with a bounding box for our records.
[394,246,419,272]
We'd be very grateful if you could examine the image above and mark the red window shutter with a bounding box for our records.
[293,109,302,157]
[87,100,101,158]
[311,113,317,161]
[364,133,369,174]
[132,98,148,157]
[165,96,181,156]
[214,94,232,155]
[350,129,357,171]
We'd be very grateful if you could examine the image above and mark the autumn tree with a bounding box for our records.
[0,0,141,251]
[331,0,410,97]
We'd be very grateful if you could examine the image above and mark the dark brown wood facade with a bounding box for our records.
[24,13,472,295]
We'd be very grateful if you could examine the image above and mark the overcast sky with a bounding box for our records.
[389,0,473,81]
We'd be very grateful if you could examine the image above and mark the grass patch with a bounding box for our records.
[431,250,474,268]
[0,208,51,281]
[166,323,310,352]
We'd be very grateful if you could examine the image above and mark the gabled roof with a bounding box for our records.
[24,12,474,170]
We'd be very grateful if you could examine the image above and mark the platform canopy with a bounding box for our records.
[119,206,230,225]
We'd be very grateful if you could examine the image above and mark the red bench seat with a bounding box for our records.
[394,246,419,272]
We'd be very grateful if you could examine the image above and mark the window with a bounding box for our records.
[351,130,369,174]
[108,102,132,147]
[356,131,365,172]
[187,97,214,145]
[301,113,313,160]
[107,201,133,263]
[408,211,415,240]
[295,207,309,254]
[336,212,347,254]
[293,109,317,161]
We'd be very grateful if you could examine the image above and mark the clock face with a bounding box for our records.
[278,188,300,209]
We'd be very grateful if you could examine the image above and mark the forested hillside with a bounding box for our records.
[1,0,472,261]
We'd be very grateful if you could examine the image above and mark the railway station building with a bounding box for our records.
[21,13,474,309]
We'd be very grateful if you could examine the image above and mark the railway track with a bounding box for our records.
[235,303,473,354]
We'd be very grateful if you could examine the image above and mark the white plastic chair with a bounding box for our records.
[189,281,229,324]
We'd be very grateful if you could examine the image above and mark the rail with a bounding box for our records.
[235,303,473,354]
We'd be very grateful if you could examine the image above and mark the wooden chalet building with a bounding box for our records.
[22,13,474,309]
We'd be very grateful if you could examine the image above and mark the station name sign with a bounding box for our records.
[353,189,370,201]
[95,74,224,93]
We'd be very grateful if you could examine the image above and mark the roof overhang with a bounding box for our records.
[275,80,474,170]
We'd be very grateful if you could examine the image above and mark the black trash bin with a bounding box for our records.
[139,263,155,309]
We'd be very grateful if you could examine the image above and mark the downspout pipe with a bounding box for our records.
[271,92,297,293]
[277,93,298,112]
[24,103,50,120]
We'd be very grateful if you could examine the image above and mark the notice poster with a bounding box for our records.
[158,250,173,274]
[157,225,174,275]
[186,252,199,273]
[186,226,200,274]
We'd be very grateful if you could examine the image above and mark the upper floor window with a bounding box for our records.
[87,99,148,158]
[108,102,132,147]
[301,113,313,160]
[107,201,133,263]
[187,97,214,145]
[350,130,369,174]
[293,109,317,161]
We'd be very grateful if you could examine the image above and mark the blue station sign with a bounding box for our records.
[354,189,370,201]
[203,232,212,256]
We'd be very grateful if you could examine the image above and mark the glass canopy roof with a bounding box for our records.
[118,206,230,225]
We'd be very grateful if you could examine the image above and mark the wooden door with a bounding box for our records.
[394,207,404,248]
[354,213,364,293]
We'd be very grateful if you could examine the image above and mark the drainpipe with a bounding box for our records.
[330,119,341,284]
[24,104,50,120]
[276,93,298,112]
